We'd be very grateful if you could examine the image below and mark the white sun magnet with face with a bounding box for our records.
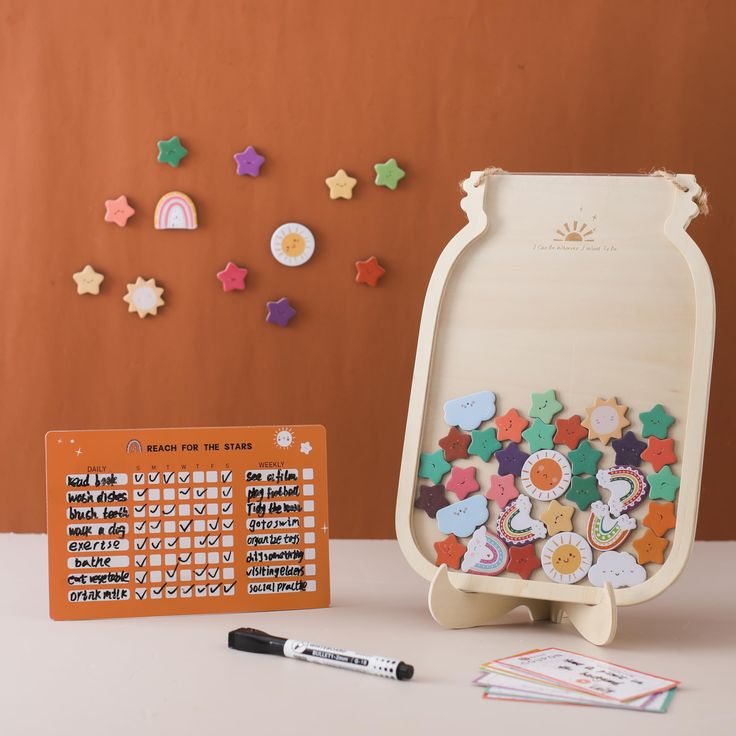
[541,532,593,584]
[270,223,315,267]
[123,277,165,318]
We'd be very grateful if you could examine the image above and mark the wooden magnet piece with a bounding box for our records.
[642,501,677,536]
[611,431,647,467]
[233,146,266,176]
[104,195,135,227]
[270,223,315,267]
[354,256,386,287]
[586,501,636,551]
[494,408,529,442]
[495,442,529,477]
[438,426,471,462]
[373,158,405,189]
[123,276,164,318]
[436,495,489,538]
[460,527,509,575]
[553,415,587,450]
[596,465,649,516]
[157,135,188,167]
[632,528,669,565]
[565,475,601,510]
[414,483,449,519]
[154,191,198,229]
[468,427,502,462]
[445,466,479,500]
[541,532,593,584]
[529,389,563,424]
[418,450,451,484]
[443,391,496,431]
[639,404,675,439]
[647,465,681,501]
[568,439,602,476]
[581,397,630,444]
[216,262,248,292]
[325,168,357,199]
[588,550,646,588]
[72,265,104,295]
[539,499,574,535]
[519,449,572,501]
[484,473,519,509]
[521,418,556,453]
[496,495,546,546]
[641,436,677,472]
[265,297,296,327]
[505,544,542,579]
[433,533,466,569]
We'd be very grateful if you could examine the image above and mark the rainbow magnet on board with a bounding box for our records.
[496,495,546,547]
[461,527,509,576]
[586,501,636,551]
[154,191,198,230]
[596,465,649,516]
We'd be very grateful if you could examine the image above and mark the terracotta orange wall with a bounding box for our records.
[1,0,734,538]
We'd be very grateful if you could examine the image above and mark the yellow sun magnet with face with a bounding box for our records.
[270,223,315,267]
[541,532,593,584]
[123,277,165,318]
[582,397,630,444]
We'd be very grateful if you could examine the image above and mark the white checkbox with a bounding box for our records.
[206,470,217,482]
[207,536,219,547]
[180,586,192,598]
[179,537,191,549]
[303,468,314,480]
[304,547,316,560]
[304,532,315,544]
[150,570,162,583]
[151,587,163,599]
[195,586,207,597]
[208,552,219,564]
[178,488,190,499]
[166,587,177,598]
[195,552,206,565]
[224,583,235,596]
[165,537,178,549]
[148,522,160,534]
[178,472,189,482]
[135,588,147,599]
[207,487,218,499]
[148,506,160,517]
[194,520,205,532]
[192,471,204,483]
[179,504,190,515]
[305,564,316,576]
[150,554,161,566]
[207,503,218,515]
[303,484,314,496]
[208,584,220,596]
[164,488,175,500]
[165,553,176,566]
[304,516,315,528]
[164,521,176,533]
[221,503,233,515]
[303,500,314,512]
[222,535,233,547]
[305,580,317,592]
[134,506,146,517]
[223,567,234,579]
[221,470,232,482]
[148,472,159,483]
[221,486,232,498]
[134,474,145,486]
[195,536,206,548]
[148,488,160,501]
[179,569,192,581]
[135,555,147,566]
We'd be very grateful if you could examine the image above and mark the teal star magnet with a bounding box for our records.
[639,404,675,440]
[418,449,451,484]
[521,418,556,453]
[529,389,563,424]
[647,465,681,501]
[157,135,188,167]
[568,440,602,476]
[468,427,502,462]
[374,158,405,190]
[565,475,601,510]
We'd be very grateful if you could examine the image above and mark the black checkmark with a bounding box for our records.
[221,503,232,513]
[153,585,164,595]
[179,520,192,532]
[135,505,146,514]
[150,521,161,531]
[136,558,147,568]
[208,519,219,531]
[209,534,221,545]
[222,471,232,482]
[223,551,233,562]
[150,539,162,550]
[135,537,148,550]
[135,489,146,499]
[163,472,174,483]
[223,520,234,530]
[149,505,160,514]
[182,585,193,594]
[196,537,206,547]
[195,565,208,578]
[179,553,192,564]
[196,586,206,595]
[166,569,177,580]
[135,522,146,532]
[163,505,175,516]
[135,590,147,600]
[134,473,144,483]
[179,488,190,497]
[180,473,190,483]
[135,572,148,584]
[195,489,206,498]
[166,587,177,597]
[166,537,179,548]
[207,568,218,579]
[194,505,205,514]
[223,582,236,594]
[149,473,160,483]
[209,584,221,594]
[221,487,232,498]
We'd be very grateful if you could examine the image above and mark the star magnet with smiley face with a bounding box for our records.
[216,262,248,292]
[325,168,357,199]
[233,146,266,177]
[72,265,104,295]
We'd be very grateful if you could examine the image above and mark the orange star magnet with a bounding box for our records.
[506,545,542,579]
[494,408,529,443]
[632,528,669,564]
[553,415,588,450]
[355,256,386,287]
[438,426,471,462]
[641,437,677,472]
[433,533,466,569]
[642,501,676,537]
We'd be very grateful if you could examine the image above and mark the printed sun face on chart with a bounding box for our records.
[275,427,294,449]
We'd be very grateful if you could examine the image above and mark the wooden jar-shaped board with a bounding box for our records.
[396,172,714,607]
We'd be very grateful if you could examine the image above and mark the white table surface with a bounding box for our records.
[0,536,733,735]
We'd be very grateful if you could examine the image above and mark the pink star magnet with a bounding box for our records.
[216,261,248,292]
[445,466,479,500]
[485,473,519,509]
[104,195,135,227]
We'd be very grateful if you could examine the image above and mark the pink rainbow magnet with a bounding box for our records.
[154,191,198,230]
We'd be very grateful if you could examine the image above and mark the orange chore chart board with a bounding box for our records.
[46,425,329,620]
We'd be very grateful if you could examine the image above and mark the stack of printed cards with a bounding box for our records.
[474,649,678,713]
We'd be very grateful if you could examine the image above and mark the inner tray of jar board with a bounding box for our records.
[397,173,713,607]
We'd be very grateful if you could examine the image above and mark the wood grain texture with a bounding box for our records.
[0,0,734,537]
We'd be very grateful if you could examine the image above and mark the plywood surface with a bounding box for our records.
[0,0,734,537]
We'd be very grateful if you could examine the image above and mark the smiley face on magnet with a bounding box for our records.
[541,532,593,584]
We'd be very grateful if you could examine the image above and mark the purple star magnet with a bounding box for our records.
[266,297,296,327]
[495,442,530,476]
[414,484,449,519]
[233,145,265,176]
[611,431,647,467]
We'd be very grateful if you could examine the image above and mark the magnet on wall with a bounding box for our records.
[325,168,357,199]
[104,195,135,227]
[354,256,386,287]
[265,297,296,327]
[72,265,104,295]
[233,146,265,177]
[157,136,188,167]
[154,191,198,230]
[123,277,165,318]
[216,262,248,292]
[374,158,405,190]
[270,223,315,267]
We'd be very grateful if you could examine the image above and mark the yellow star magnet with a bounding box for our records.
[72,265,104,295]
[123,276,165,318]
[325,168,357,200]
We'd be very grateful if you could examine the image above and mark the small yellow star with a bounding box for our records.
[72,265,104,295]
[539,499,574,535]
[325,168,357,200]
[123,276,165,318]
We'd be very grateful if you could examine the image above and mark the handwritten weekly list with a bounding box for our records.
[45,426,330,620]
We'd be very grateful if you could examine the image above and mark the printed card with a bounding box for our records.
[46,425,329,620]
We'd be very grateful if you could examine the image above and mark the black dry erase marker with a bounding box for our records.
[228,628,414,681]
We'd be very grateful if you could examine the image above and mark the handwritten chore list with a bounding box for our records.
[46,425,330,620]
